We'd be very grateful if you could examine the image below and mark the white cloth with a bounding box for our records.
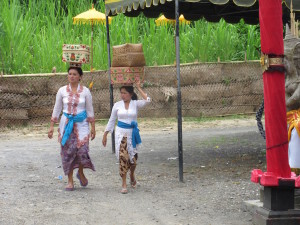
[105,97,151,162]
[51,84,95,147]
[289,128,300,169]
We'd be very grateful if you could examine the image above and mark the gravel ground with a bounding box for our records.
[0,118,266,225]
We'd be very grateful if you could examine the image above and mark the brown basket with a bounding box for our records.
[112,53,146,67]
[112,43,143,55]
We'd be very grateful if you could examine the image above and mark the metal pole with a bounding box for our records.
[175,0,183,182]
[106,15,115,154]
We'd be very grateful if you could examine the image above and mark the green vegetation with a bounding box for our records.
[0,0,261,75]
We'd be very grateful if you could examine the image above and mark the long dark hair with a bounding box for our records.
[68,66,83,76]
[120,86,138,100]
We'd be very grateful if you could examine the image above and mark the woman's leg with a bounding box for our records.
[130,165,136,181]
[77,164,88,186]
[130,154,137,187]
[66,169,74,189]
[122,173,127,189]
[119,137,129,193]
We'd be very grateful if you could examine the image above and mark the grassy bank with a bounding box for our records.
[0,0,260,74]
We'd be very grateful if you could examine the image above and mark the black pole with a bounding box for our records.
[175,0,183,182]
[106,15,115,154]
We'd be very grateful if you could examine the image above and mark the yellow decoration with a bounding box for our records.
[73,6,112,25]
[287,109,300,141]
[155,15,190,26]
[89,81,94,90]
[73,4,112,72]
[260,54,284,72]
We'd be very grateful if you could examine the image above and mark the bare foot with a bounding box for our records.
[130,173,136,188]
[130,179,136,188]
[65,182,74,191]
[121,186,128,194]
[77,172,88,187]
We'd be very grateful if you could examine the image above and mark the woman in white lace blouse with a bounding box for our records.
[48,66,96,191]
[102,81,151,194]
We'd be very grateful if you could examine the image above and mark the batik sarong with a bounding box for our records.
[119,136,137,177]
[60,132,95,175]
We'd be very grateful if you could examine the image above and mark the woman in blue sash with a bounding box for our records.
[48,66,96,191]
[102,81,151,194]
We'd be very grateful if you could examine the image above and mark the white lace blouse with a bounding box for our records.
[105,97,151,161]
[51,84,95,147]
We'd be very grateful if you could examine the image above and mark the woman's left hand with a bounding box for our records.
[48,127,54,139]
[91,128,96,140]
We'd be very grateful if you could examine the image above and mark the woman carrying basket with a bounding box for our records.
[102,80,150,194]
[48,66,96,191]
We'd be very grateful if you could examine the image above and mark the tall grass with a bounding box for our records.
[0,0,261,75]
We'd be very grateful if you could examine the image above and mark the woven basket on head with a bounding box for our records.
[112,43,143,55]
[112,53,146,67]
[112,43,146,67]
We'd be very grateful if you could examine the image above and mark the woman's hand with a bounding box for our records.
[48,127,54,139]
[135,80,148,100]
[135,80,141,89]
[91,127,96,140]
[102,132,108,147]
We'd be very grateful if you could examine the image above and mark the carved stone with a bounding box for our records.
[284,25,300,111]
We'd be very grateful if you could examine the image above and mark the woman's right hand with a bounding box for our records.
[102,133,107,147]
[48,127,54,139]
[135,79,141,88]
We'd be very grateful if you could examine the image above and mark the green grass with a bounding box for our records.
[0,0,261,75]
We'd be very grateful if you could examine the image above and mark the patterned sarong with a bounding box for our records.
[61,132,95,175]
[119,136,137,177]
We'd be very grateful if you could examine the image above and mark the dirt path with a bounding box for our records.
[0,117,266,225]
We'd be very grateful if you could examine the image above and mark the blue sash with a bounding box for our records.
[61,110,87,146]
[117,121,141,148]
